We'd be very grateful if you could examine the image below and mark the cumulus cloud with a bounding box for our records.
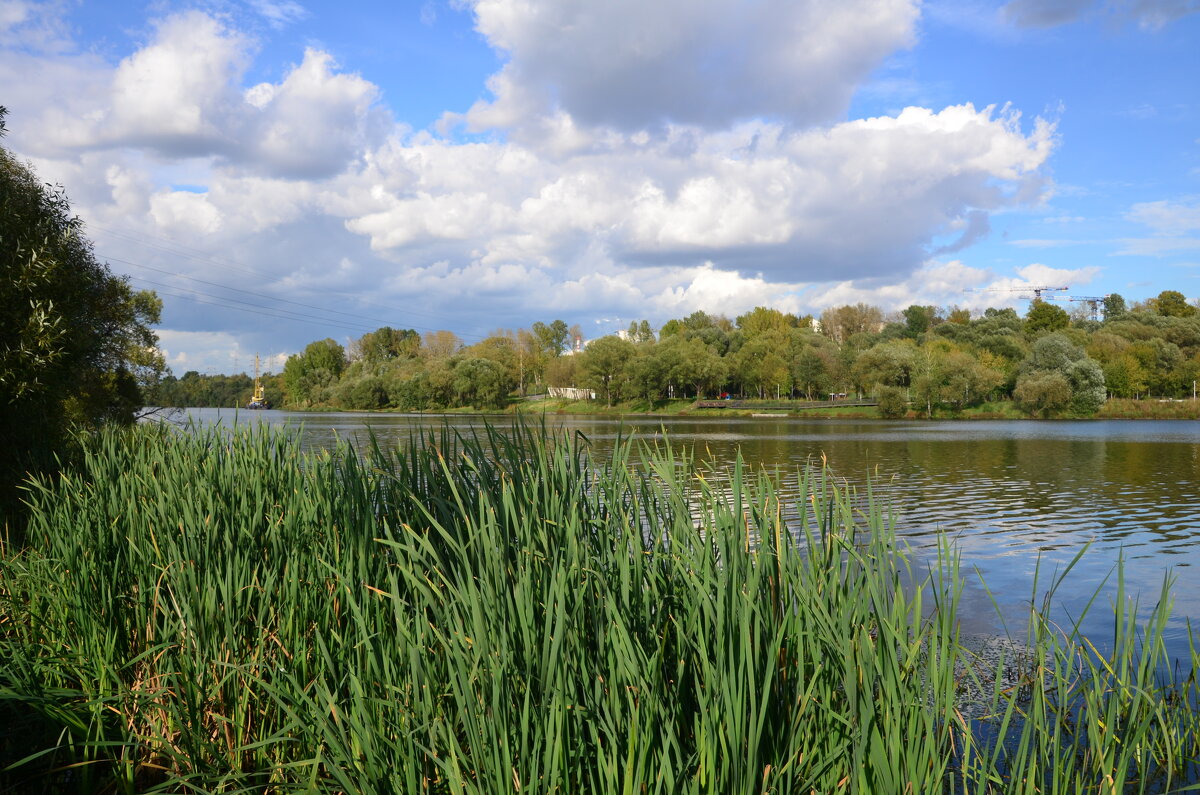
[1,3,1064,371]
[345,104,1055,285]
[456,0,920,133]
[12,10,385,179]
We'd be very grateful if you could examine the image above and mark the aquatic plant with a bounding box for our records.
[1,421,1197,792]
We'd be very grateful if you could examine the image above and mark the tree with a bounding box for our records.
[819,304,884,344]
[1,106,163,525]
[452,357,514,409]
[853,340,917,389]
[901,305,942,337]
[1016,333,1106,416]
[282,338,346,406]
[1102,293,1127,321]
[876,386,908,419]
[422,330,462,360]
[351,326,419,365]
[736,306,792,337]
[579,336,635,406]
[1024,300,1070,335]
[663,336,728,398]
[1014,371,1072,417]
[793,347,832,399]
[1151,290,1196,318]
[532,320,571,356]
[625,319,655,344]
[731,332,790,398]
[625,346,669,403]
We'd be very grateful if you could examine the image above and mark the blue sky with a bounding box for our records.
[1,0,1197,373]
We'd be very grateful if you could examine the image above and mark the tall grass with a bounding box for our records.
[1,420,1198,792]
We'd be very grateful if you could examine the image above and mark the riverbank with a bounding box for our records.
[505,396,1200,420]
[3,421,1199,792]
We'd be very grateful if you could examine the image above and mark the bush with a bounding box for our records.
[876,385,908,418]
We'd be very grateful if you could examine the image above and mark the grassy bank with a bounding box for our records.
[3,422,1199,792]
[520,396,1200,420]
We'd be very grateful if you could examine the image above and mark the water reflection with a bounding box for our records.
[185,409,1200,659]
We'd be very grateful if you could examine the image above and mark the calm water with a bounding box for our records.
[184,408,1200,657]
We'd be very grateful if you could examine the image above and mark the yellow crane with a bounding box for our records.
[247,354,270,409]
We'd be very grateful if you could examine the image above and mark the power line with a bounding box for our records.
[126,277,384,335]
[103,248,489,344]
[103,253,407,329]
[90,222,484,330]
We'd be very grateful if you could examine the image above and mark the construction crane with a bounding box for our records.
[1052,294,1109,321]
[964,285,1070,301]
[247,353,270,410]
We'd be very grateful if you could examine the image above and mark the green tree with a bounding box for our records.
[1024,300,1070,335]
[901,305,942,337]
[1017,333,1106,416]
[732,333,790,398]
[1101,293,1127,321]
[352,326,419,365]
[876,386,908,418]
[664,336,728,398]
[1014,371,1072,417]
[282,338,346,406]
[452,357,514,409]
[625,319,656,344]
[532,319,571,356]
[1,107,163,525]
[1151,289,1196,318]
[579,336,635,406]
[736,306,792,337]
[625,346,669,403]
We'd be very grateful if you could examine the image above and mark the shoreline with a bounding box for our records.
[210,396,1200,421]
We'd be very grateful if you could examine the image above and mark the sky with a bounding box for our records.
[1,0,1198,375]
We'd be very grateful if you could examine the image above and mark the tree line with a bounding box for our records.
[151,290,1200,418]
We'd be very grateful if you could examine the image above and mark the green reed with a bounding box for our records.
[1,420,1198,792]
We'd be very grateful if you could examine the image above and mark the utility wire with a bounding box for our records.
[103,247,489,344]
[103,254,408,329]
[91,222,483,330]
[126,277,384,336]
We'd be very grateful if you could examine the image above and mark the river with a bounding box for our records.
[182,408,1200,660]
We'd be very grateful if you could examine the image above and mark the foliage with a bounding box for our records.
[1152,289,1197,318]
[282,337,347,406]
[1024,299,1070,335]
[1017,333,1106,416]
[578,334,635,405]
[152,287,1200,417]
[0,106,163,527]
[1014,370,1072,417]
[4,422,1200,792]
[876,385,908,418]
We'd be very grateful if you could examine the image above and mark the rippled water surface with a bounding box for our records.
[186,409,1200,657]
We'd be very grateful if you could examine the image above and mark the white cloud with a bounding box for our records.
[0,0,72,52]
[1127,198,1200,234]
[249,0,310,29]
[0,4,1063,372]
[1118,198,1200,255]
[457,0,920,133]
[342,104,1055,284]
